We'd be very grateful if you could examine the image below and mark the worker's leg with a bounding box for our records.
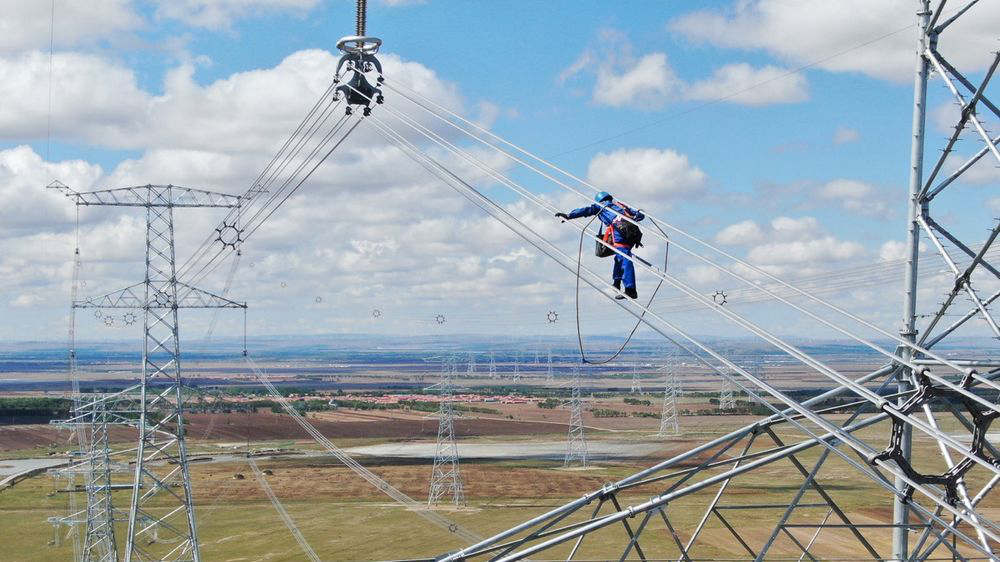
[612,253,624,285]
[620,247,636,289]
[620,246,638,299]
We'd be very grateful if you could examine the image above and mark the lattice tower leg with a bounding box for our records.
[893,2,931,557]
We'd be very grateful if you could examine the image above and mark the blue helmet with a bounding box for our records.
[594,191,612,203]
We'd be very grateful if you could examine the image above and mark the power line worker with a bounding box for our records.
[556,191,645,299]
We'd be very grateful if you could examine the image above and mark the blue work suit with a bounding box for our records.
[566,201,644,290]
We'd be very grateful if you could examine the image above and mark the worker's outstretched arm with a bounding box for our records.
[556,204,600,221]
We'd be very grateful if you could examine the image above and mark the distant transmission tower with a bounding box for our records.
[749,352,766,384]
[629,362,644,394]
[657,360,681,437]
[564,368,588,467]
[428,357,465,506]
[545,349,554,383]
[466,352,476,377]
[718,371,739,411]
[488,352,497,378]
[511,353,521,384]
[49,182,246,561]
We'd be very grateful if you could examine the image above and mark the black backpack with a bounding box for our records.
[617,219,643,247]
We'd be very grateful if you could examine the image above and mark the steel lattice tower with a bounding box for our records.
[428,357,465,506]
[718,370,738,411]
[50,183,246,562]
[488,352,497,378]
[564,368,588,468]
[629,362,643,394]
[657,359,681,437]
[545,349,554,383]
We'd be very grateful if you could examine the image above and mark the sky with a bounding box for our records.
[0,0,998,348]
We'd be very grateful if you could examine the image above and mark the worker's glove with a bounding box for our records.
[554,212,569,220]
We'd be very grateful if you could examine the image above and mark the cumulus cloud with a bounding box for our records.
[586,148,707,203]
[714,216,865,270]
[0,51,149,143]
[818,178,892,218]
[0,49,465,153]
[559,29,804,109]
[153,0,320,29]
[669,0,1000,83]
[685,63,808,105]
[879,240,907,261]
[0,0,142,53]
[715,220,765,246]
[594,53,680,109]
[748,235,865,265]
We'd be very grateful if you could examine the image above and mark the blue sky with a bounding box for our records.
[0,0,998,346]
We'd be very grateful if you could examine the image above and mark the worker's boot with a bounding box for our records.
[625,286,638,299]
[613,279,626,299]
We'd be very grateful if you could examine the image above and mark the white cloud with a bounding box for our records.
[686,265,722,284]
[594,53,680,109]
[0,49,465,154]
[818,179,892,218]
[685,63,808,105]
[0,0,141,53]
[988,197,1000,215]
[557,51,594,85]
[819,179,871,199]
[715,220,764,246]
[586,148,707,203]
[748,236,865,265]
[879,240,907,261]
[715,216,865,269]
[670,1,1000,83]
[833,126,860,144]
[0,51,149,142]
[560,32,805,108]
[153,0,320,29]
[770,216,821,241]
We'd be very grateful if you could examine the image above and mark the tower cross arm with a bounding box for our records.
[49,183,241,207]
[75,282,246,309]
